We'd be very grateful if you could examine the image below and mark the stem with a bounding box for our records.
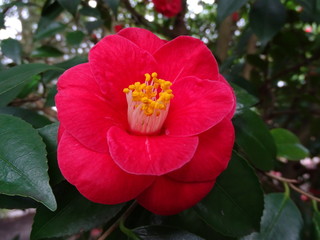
[283,182,290,198]
[288,183,320,203]
[98,201,138,240]
[312,199,319,212]
[265,171,298,183]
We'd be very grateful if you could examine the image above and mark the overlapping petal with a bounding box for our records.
[118,27,165,54]
[165,76,235,136]
[56,63,125,153]
[168,119,234,182]
[89,34,158,109]
[58,132,155,204]
[154,36,219,83]
[107,127,199,176]
[137,177,215,215]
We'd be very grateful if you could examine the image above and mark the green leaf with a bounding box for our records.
[132,225,204,240]
[34,19,66,41]
[66,30,85,46]
[0,12,5,29]
[1,38,22,64]
[31,45,64,58]
[249,0,286,44]
[31,183,126,240]
[38,123,64,186]
[42,56,87,83]
[217,0,248,23]
[233,109,276,171]
[313,210,320,239]
[104,0,120,17]
[57,0,80,16]
[0,114,56,211]
[45,85,57,106]
[271,128,309,160]
[0,107,51,128]
[241,193,303,240]
[0,63,61,106]
[230,83,258,112]
[194,153,264,237]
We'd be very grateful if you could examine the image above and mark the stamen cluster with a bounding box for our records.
[123,72,174,134]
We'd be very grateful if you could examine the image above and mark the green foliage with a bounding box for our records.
[0,114,56,211]
[0,0,319,239]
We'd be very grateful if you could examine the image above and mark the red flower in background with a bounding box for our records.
[152,0,182,17]
[56,28,235,215]
[114,24,124,33]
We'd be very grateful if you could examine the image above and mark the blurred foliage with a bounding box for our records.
[0,0,319,239]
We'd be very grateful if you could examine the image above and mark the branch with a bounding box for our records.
[98,201,138,240]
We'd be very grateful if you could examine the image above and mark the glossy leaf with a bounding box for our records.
[0,12,4,29]
[230,83,258,112]
[104,0,120,17]
[66,30,85,46]
[31,183,126,240]
[0,114,56,211]
[1,38,22,64]
[0,107,51,128]
[38,123,64,186]
[249,0,286,43]
[233,109,276,171]
[217,0,248,23]
[132,225,204,240]
[271,128,309,160]
[241,193,303,240]
[0,63,61,106]
[31,45,64,58]
[313,210,320,239]
[34,19,66,40]
[57,0,80,16]
[42,56,87,83]
[194,153,264,237]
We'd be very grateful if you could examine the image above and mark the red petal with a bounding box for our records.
[168,119,234,182]
[89,34,158,110]
[117,27,165,54]
[137,177,215,215]
[58,132,155,204]
[154,36,219,83]
[56,63,125,153]
[107,127,199,176]
[165,77,235,136]
[219,74,236,119]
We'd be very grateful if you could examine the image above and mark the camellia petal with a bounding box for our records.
[56,63,126,153]
[118,27,166,54]
[168,119,235,182]
[154,36,219,83]
[58,132,155,204]
[89,34,158,109]
[165,76,235,136]
[152,0,182,17]
[137,176,215,215]
[107,126,199,176]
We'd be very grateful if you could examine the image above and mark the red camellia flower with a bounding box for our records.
[56,27,236,215]
[152,0,182,17]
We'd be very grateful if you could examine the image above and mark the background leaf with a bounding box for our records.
[249,0,286,43]
[271,128,309,160]
[132,225,204,240]
[233,109,276,171]
[57,0,80,17]
[217,0,248,23]
[1,38,22,64]
[194,153,264,237]
[0,114,56,211]
[66,30,85,46]
[0,63,61,106]
[241,193,303,240]
[31,183,126,240]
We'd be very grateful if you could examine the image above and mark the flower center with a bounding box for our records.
[123,72,174,135]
